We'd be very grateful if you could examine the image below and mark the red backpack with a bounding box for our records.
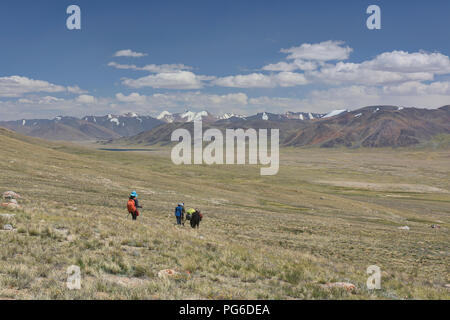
[127,199,136,213]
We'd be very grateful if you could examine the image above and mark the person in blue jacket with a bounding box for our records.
[175,203,184,225]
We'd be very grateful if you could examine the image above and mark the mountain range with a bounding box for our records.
[113,106,450,148]
[1,106,449,147]
[0,110,325,141]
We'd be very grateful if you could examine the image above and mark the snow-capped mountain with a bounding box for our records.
[0,113,163,141]
[2,106,450,147]
[217,113,246,120]
[156,110,217,123]
[285,111,325,120]
[82,113,163,137]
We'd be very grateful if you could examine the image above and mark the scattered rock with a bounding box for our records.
[3,224,14,231]
[158,269,179,279]
[322,282,356,292]
[445,284,450,289]
[1,202,21,209]
[398,226,410,231]
[2,191,21,200]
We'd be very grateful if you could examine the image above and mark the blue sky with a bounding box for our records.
[1,0,450,120]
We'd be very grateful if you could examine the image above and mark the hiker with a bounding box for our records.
[175,203,184,225]
[190,209,203,229]
[185,208,196,221]
[127,191,142,220]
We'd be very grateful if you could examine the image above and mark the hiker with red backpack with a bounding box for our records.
[127,191,142,220]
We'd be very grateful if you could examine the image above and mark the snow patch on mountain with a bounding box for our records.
[157,111,172,120]
[323,109,348,118]
[218,113,245,120]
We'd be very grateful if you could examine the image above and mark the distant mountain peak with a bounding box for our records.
[123,112,139,118]
[218,113,246,120]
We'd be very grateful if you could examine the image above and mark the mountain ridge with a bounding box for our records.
[107,106,450,148]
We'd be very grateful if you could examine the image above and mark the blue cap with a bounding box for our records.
[130,191,138,197]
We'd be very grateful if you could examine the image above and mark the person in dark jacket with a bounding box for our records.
[190,209,203,229]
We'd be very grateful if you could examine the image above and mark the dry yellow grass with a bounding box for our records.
[0,128,449,300]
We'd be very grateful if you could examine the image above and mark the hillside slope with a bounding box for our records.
[285,106,450,148]
[110,106,450,148]
[0,114,163,141]
[0,128,449,299]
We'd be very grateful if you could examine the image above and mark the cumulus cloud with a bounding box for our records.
[213,73,275,88]
[280,40,353,61]
[122,71,207,89]
[76,95,96,104]
[213,72,308,88]
[307,62,435,86]
[115,92,147,104]
[113,49,147,58]
[115,91,248,109]
[0,76,66,97]
[274,72,308,87]
[363,51,450,74]
[306,83,450,111]
[382,81,450,96]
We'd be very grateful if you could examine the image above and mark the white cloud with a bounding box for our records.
[382,81,450,96]
[113,49,147,58]
[280,40,353,61]
[213,73,274,88]
[0,76,66,98]
[306,83,450,110]
[122,71,206,89]
[76,95,96,104]
[307,62,435,86]
[363,51,450,74]
[108,62,192,73]
[115,92,147,104]
[213,72,308,88]
[274,72,308,87]
[111,91,250,115]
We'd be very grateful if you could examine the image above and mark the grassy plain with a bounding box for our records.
[0,128,449,299]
